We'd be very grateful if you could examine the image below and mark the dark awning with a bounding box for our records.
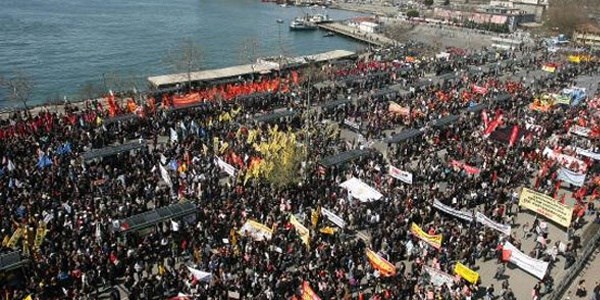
[320,98,352,109]
[385,128,424,143]
[103,114,139,125]
[254,110,298,123]
[0,251,27,271]
[170,102,212,112]
[236,92,272,101]
[118,201,197,233]
[490,126,528,144]
[493,92,511,103]
[82,140,147,161]
[466,103,487,112]
[319,149,371,168]
[431,115,459,128]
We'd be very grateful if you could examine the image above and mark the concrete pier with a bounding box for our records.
[318,22,398,48]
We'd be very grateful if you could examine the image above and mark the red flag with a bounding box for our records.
[553,180,561,199]
[291,71,299,85]
[484,113,503,136]
[509,125,519,147]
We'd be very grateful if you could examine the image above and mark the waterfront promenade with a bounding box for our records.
[318,22,399,48]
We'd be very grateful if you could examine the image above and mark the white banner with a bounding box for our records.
[216,157,237,177]
[186,266,212,282]
[576,147,600,161]
[423,266,455,288]
[543,147,586,173]
[569,125,592,138]
[557,167,586,187]
[503,241,549,279]
[238,220,273,241]
[433,200,474,222]
[159,164,173,188]
[340,177,383,202]
[321,208,347,228]
[475,212,511,236]
[389,165,413,184]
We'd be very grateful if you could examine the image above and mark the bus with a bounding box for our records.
[491,37,523,50]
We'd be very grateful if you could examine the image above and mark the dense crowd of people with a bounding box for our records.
[0,42,599,300]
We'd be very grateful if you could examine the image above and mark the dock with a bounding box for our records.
[318,22,398,48]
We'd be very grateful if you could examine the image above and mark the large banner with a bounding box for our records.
[576,147,600,161]
[389,165,413,184]
[454,262,479,284]
[519,187,573,227]
[216,157,237,177]
[557,167,586,187]
[366,249,397,277]
[433,200,474,222]
[340,177,383,202]
[302,281,321,300]
[543,147,586,173]
[290,215,310,247]
[238,220,273,241]
[410,223,442,249]
[450,160,481,175]
[475,212,511,236]
[569,125,592,138]
[321,208,346,228]
[503,241,549,279]
[423,266,455,287]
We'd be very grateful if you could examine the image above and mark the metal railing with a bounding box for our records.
[548,223,600,300]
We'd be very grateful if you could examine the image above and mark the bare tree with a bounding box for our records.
[0,71,34,110]
[164,38,204,89]
[545,0,591,35]
[79,81,103,101]
[238,38,261,74]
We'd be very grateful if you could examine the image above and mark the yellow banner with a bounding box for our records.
[34,224,48,250]
[319,227,337,235]
[454,262,479,284]
[302,281,321,300]
[519,187,573,227]
[410,223,442,249]
[311,207,320,229]
[366,249,396,277]
[6,227,23,249]
[290,215,310,248]
[238,220,273,241]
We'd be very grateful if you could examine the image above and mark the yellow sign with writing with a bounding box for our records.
[410,223,442,249]
[454,262,479,284]
[519,187,573,227]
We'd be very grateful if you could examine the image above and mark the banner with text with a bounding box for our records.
[503,241,549,279]
[321,207,347,228]
[575,147,600,161]
[423,265,455,287]
[519,187,573,227]
[389,165,413,184]
[290,215,310,247]
[433,200,474,223]
[238,220,273,241]
[410,223,442,249]
[454,262,479,284]
[366,249,397,277]
[475,212,511,236]
[557,167,586,187]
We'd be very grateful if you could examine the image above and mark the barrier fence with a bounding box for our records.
[548,222,600,300]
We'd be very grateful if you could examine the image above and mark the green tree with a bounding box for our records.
[443,0,450,5]
[407,10,420,18]
[424,0,434,6]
